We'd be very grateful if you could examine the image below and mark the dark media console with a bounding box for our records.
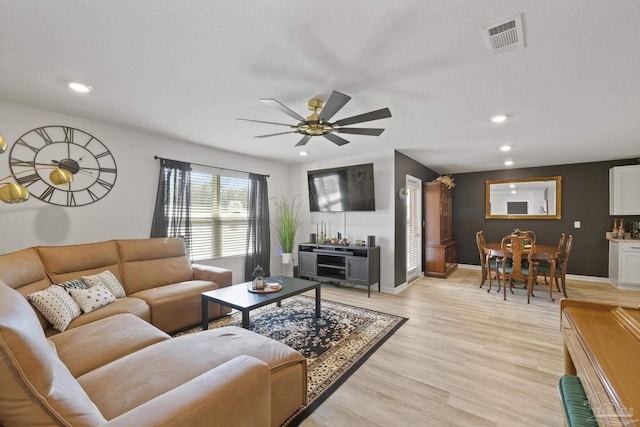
[297,243,380,297]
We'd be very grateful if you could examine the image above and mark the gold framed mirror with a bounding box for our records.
[485,176,561,219]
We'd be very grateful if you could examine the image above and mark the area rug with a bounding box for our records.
[174,295,407,426]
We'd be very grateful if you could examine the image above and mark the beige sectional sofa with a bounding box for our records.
[0,237,232,334]
[0,238,308,426]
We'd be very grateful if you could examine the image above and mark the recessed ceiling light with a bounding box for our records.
[511,190,517,194]
[65,80,93,93]
[491,114,507,123]
[500,145,511,152]
[504,160,514,166]
[299,151,308,156]
[509,184,516,188]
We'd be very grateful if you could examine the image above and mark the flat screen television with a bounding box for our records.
[307,163,375,212]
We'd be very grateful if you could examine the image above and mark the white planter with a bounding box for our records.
[281,253,293,264]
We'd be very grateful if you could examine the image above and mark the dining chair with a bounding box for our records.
[535,234,572,299]
[517,230,537,244]
[496,234,536,302]
[536,233,565,289]
[509,230,536,283]
[476,231,499,291]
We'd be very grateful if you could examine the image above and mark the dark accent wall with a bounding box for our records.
[394,151,439,287]
[452,158,640,277]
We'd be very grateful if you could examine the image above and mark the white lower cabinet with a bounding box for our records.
[609,240,640,289]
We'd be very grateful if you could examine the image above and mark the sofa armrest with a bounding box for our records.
[103,355,270,427]
[192,264,232,288]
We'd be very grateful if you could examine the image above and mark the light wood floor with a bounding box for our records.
[300,267,640,427]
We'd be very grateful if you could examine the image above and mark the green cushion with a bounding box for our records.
[537,263,563,274]
[537,263,551,273]
[483,259,499,268]
[497,266,531,275]
[558,375,599,427]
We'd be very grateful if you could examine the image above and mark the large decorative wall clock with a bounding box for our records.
[8,125,117,206]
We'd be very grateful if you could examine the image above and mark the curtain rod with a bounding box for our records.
[153,155,269,178]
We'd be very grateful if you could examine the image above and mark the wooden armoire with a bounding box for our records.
[424,182,458,278]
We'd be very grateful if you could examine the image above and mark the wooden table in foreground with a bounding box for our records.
[483,243,561,301]
[201,276,321,329]
[561,299,640,426]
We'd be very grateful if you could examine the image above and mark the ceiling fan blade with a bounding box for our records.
[295,135,312,147]
[323,133,350,146]
[334,107,392,126]
[237,118,294,127]
[254,131,297,139]
[260,99,306,122]
[318,91,351,121]
[335,127,385,136]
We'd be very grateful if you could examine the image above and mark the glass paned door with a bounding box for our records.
[406,175,422,283]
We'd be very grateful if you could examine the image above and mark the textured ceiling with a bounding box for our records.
[1,0,639,173]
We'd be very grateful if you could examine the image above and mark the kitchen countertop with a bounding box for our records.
[606,232,640,241]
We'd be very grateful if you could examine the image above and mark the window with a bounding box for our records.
[190,165,250,260]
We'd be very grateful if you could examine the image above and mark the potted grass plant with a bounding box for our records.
[273,195,301,265]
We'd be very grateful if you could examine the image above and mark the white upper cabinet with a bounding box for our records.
[610,165,640,215]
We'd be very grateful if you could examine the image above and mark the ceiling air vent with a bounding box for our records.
[482,14,524,52]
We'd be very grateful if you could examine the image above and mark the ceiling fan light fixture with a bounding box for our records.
[241,91,391,147]
[299,151,308,156]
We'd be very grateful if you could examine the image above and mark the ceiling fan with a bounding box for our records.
[238,91,392,147]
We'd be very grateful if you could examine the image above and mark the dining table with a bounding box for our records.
[483,242,563,301]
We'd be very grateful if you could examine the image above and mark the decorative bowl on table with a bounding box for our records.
[247,277,283,293]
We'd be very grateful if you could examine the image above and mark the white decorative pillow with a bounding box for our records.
[82,270,126,298]
[28,285,82,332]
[69,285,116,314]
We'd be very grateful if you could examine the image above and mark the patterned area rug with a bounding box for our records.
[174,295,407,426]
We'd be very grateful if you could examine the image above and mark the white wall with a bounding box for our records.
[0,100,291,282]
[289,150,396,291]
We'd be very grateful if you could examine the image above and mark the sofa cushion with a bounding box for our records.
[28,285,82,332]
[129,279,222,333]
[0,247,51,294]
[117,238,194,294]
[70,285,117,313]
[78,325,305,425]
[0,247,53,329]
[0,280,107,426]
[50,313,170,378]
[82,269,126,298]
[37,240,123,285]
[63,297,151,332]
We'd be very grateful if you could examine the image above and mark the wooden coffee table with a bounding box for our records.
[201,276,321,329]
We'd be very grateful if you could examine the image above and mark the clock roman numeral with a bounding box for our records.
[63,127,74,143]
[99,167,117,174]
[87,188,100,202]
[67,192,77,207]
[34,128,54,145]
[16,138,39,153]
[16,173,40,187]
[40,186,56,202]
[94,151,112,159]
[96,178,113,190]
[10,158,36,168]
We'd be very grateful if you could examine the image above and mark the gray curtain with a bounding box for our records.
[245,173,270,279]
[150,159,192,258]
